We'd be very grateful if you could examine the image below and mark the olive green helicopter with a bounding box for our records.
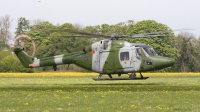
[12,29,175,81]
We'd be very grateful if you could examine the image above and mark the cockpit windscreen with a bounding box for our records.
[143,47,158,56]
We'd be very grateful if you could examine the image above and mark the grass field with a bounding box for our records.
[0,72,200,112]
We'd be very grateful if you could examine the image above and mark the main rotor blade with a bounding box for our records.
[59,35,88,37]
[51,29,110,38]
[143,29,194,35]
[123,34,167,38]
[51,28,174,39]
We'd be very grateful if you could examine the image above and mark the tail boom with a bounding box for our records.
[13,47,81,68]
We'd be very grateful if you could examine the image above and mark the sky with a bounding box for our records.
[0,0,200,38]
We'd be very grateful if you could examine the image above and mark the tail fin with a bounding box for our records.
[13,47,34,68]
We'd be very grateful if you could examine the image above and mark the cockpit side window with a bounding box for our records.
[136,48,142,60]
[120,52,129,61]
[136,48,142,55]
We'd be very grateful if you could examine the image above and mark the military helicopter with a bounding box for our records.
[12,29,175,81]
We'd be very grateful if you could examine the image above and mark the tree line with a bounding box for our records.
[0,16,200,72]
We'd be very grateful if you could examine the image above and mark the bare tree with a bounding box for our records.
[0,15,12,44]
[29,19,44,26]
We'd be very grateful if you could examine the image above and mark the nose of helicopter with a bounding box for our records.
[168,58,175,66]
[151,56,175,69]
[165,58,175,66]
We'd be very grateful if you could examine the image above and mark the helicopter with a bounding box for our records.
[12,29,175,81]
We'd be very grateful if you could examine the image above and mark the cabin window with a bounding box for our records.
[103,40,109,50]
[120,52,129,61]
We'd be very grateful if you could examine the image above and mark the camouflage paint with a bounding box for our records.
[13,39,175,75]
[13,47,34,68]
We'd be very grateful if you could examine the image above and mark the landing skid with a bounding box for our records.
[92,77,149,81]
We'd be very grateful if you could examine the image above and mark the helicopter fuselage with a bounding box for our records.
[74,39,175,74]
[13,39,175,75]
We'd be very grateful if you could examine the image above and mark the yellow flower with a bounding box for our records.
[23,102,28,106]
[84,95,88,98]
[130,104,137,108]
[156,105,162,110]
[101,96,105,98]
[43,110,49,112]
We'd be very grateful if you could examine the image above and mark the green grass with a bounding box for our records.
[0,74,200,112]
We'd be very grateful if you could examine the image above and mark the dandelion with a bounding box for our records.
[64,96,70,99]
[101,95,105,98]
[130,104,137,108]
[23,102,28,106]
[43,110,49,112]
[156,105,162,110]
[99,100,103,104]
[84,95,88,98]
